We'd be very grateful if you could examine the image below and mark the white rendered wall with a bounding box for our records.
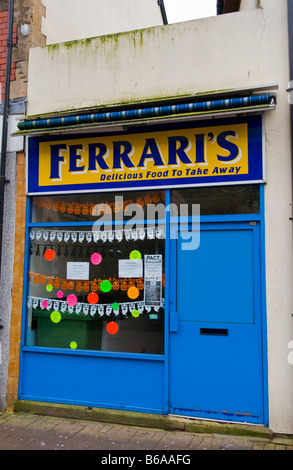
[240,0,258,10]
[41,0,164,44]
[26,0,293,434]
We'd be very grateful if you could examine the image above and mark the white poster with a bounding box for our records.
[118,259,143,278]
[67,262,90,280]
[144,254,162,307]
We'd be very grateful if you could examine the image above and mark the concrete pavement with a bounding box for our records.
[0,410,292,453]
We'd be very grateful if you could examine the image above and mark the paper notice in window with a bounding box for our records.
[118,259,143,278]
[67,262,90,280]
[144,254,162,307]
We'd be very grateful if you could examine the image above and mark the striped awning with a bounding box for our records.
[16,93,276,135]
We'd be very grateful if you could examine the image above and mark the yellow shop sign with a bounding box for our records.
[27,117,264,194]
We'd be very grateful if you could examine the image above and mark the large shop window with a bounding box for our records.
[26,190,165,355]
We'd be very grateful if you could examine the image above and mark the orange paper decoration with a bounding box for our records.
[87,292,99,304]
[44,248,55,261]
[127,286,139,300]
[106,321,119,335]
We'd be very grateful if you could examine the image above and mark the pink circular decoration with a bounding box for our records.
[57,290,64,299]
[41,300,49,308]
[91,252,102,265]
[66,294,78,306]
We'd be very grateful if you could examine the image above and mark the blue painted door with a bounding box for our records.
[169,222,264,424]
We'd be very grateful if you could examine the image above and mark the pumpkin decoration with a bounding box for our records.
[76,282,83,292]
[137,278,144,290]
[53,278,60,289]
[112,280,120,290]
[82,281,90,292]
[120,279,128,291]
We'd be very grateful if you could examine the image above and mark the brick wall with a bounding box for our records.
[0,10,17,101]
[6,151,26,411]
[3,0,45,411]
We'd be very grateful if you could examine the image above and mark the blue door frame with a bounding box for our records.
[169,220,264,423]
[18,188,268,424]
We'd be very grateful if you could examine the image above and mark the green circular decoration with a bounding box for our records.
[50,311,61,323]
[129,250,141,260]
[112,302,119,311]
[131,309,140,318]
[100,280,112,293]
[70,341,77,349]
[46,284,53,292]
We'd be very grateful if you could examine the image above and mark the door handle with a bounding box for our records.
[170,311,178,332]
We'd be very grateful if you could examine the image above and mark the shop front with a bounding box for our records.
[18,113,268,425]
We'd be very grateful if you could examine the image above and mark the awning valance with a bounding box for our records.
[16,93,276,136]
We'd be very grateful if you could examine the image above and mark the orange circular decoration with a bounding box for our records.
[127,286,139,300]
[106,321,119,335]
[87,292,99,304]
[44,249,55,261]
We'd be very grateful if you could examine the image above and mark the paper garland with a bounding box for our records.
[28,271,155,291]
[28,295,164,317]
[29,226,165,244]
[33,191,165,216]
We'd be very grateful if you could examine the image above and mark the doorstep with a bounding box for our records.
[13,400,274,440]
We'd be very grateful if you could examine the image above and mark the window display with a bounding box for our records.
[26,191,165,355]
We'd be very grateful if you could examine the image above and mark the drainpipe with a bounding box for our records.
[0,0,14,279]
[157,0,168,24]
[288,0,293,220]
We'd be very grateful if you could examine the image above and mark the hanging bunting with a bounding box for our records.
[28,295,164,317]
[33,191,165,216]
[29,225,165,243]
